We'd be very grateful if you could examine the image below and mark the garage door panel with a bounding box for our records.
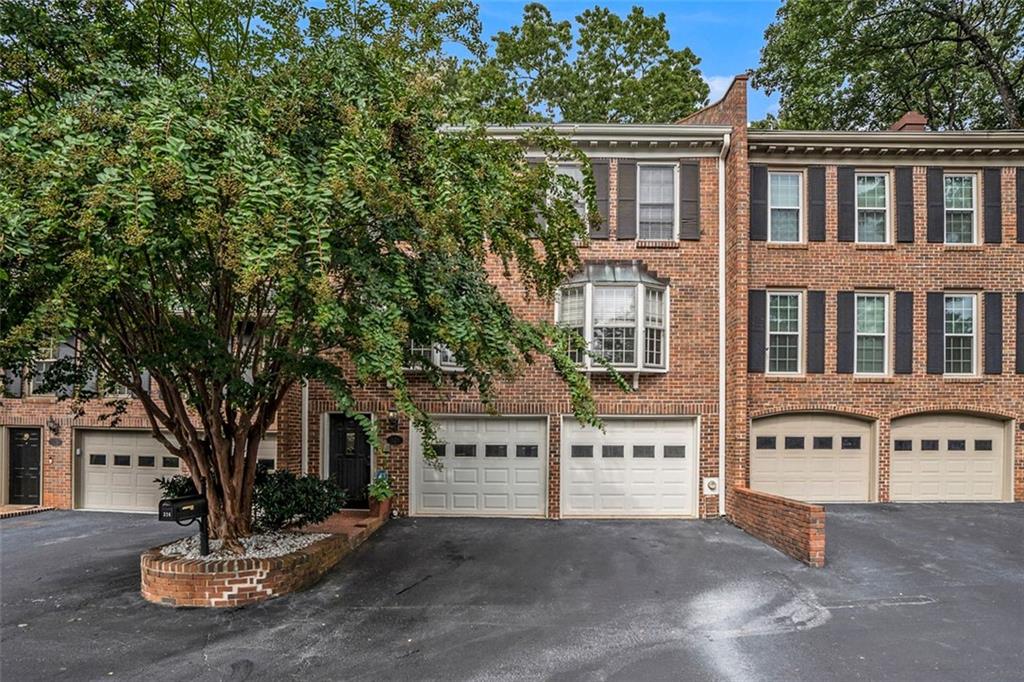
[410,417,547,517]
[78,430,187,512]
[751,414,872,503]
[890,414,1007,502]
[562,418,698,518]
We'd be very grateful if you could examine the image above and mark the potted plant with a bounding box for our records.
[367,469,395,518]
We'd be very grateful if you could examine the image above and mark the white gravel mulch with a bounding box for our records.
[161,531,330,561]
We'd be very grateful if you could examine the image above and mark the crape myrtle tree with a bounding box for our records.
[0,37,612,548]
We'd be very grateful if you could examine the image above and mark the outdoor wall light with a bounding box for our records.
[386,408,400,433]
[46,415,61,435]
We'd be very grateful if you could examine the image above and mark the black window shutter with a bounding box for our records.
[837,167,855,242]
[926,292,944,373]
[54,336,76,398]
[1017,292,1024,373]
[590,159,610,239]
[926,167,944,243]
[806,290,825,373]
[679,160,701,240]
[1018,168,1024,243]
[895,167,915,243]
[894,292,913,374]
[748,290,766,373]
[983,168,1002,244]
[527,160,547,229]
[750,165,767,241]
[617,161,637,240]
[807,166,826,241]
[2,368,22,397]
[836,291,855,373]
[984,292,1003,374]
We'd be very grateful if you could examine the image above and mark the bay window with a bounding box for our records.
[556,263,669,372]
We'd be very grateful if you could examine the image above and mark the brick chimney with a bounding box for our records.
[890,111,928,132]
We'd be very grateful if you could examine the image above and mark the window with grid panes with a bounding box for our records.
[638,165,675,240]
[768,293,801,373]
[944,175,975,244]
[856,173,888,242]
[855,294,887,374]
[944,294,975,374]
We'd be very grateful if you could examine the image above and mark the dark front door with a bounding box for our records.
[9,428,41,505]
[328,415,371,508]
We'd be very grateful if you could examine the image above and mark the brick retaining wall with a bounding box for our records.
[729,486,825,567]
[141,534,348,607]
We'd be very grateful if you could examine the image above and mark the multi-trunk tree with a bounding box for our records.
[0,3,607,548]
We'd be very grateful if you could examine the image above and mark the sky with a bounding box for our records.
[475,0,784,121]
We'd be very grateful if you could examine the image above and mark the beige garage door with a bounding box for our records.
[890,414,1008,502]
[78,430,182,512]
[751,414,872,502]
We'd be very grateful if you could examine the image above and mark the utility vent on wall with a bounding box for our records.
[703,477,720,496]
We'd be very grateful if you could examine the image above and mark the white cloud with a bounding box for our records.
[704,75,734,103]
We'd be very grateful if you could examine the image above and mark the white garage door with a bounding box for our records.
[891,414,1008,501]
[78,430,183,512]
[751,414,872,502]
[561,418,698,518]
[410,417,547,517]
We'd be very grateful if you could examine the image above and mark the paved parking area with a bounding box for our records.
[1,505,1022,681]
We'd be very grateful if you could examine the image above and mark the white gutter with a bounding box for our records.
[718,132,731,517]
[301,378,309,475]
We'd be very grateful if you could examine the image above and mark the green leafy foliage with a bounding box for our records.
[456,3,710,124]
[0,2,608,544]
[367,469,396,501]
[250,469,347,532]
[754,0,1024,130]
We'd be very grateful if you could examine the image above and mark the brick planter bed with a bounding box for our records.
[141,533,348,608]
[729,486,826,568]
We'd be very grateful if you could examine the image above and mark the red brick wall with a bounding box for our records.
[679,76,752,511]
[140,534,348,607]
[744,163,1024,502]
[729,486,825,567]
[1,396,160,508]
[278,153,726,518]
[1,391,275,509]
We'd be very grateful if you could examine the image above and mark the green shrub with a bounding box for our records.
[156,464,346,532]
[367,469,395,501]
[252,470,347,532]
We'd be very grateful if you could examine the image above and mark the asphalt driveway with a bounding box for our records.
[1,504,1022,681]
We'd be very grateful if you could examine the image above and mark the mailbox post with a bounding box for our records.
[158,485,210,555]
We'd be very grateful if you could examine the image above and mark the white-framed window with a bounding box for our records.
[556,279,669,372]
[406,343,463,372]
[767,291,802,373]
[553,163,586,218]
[944,174,977,244]
[855,293,889,374]
[557,285,586,364]
[768,171,802,243]
[855,172,890,243]
[29,341,59,395]
[943,293,977,375]
[637,163,678,241]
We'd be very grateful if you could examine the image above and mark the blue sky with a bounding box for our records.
[476,1,783,121]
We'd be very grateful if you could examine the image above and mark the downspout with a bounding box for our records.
[301,378,309,475]
[718,132,731,517]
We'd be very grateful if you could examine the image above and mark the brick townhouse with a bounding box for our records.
[2,76,1021,525]
[0,361,277,510]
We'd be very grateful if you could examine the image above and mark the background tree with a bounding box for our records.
[0,3,606,548]
[457,3,710,124]
[754,0,1024,130]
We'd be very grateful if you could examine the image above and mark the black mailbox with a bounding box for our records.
[159,494,208,522]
